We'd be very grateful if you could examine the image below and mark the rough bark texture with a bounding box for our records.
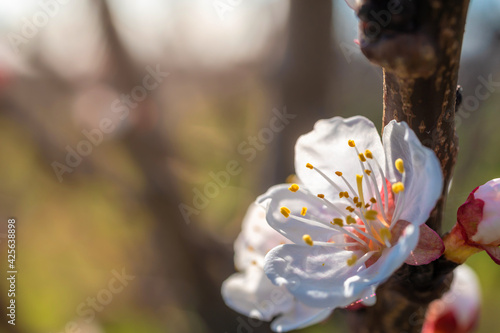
[348,1,470,332]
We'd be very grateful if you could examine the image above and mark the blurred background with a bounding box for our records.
[0,0,499,332]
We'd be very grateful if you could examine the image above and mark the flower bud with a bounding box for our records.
[444,178,500,264]
[422,265,481,333]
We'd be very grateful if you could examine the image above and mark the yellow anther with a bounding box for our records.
[370,197,377,204]
[303,234,314,246]
[348,140,356,147]
[395,158,405,174]
[365,169,372,176]
[339,192,345,198]
[335,171,343,177]
[356,202,363,208]
[306,163,314,169]
[358,153,367,162]
[317,194,325,199]
[392,182,405,194]
[344,191,349,198]
[332,218,344,227]
[288,184,300,192]
[380,228,392,242]
[301,207,307,216]
[365,210,378,220]
[365,150,373,159]
[346,206,355,213]
[365,203,371,208]
[280,207,291,218]
[353,197,359,204]
[347,254,358,266]
[322,263,325,266]
[346,215,356,225]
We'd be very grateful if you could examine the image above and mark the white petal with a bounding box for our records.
[222,266,294,321]
[271,303,332,332]
[295,116,385,201]
[234,203,290,270]
[264,244,363,308]
[258,184,344,244]
[344,224,420,298]
[382,121,443,226]
[471,178,500,245]
[359,285,377,306]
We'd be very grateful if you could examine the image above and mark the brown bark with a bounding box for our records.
[348,1,470,332]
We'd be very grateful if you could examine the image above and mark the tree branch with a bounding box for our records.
[348,1,470,332]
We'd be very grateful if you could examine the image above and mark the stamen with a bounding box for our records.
[280,207,291,218]
[395,158,405,174]
[365,203,371,208]
[310,166,345,193]
[364,160,389,222]
[365,150,373,159]
[317,194,325,198]
[335,171,343,177]
[353,197,359,204]
[358,153,366,162]
[303,234,314,246]
[392,182,405,193]
[343,191,349,198]
[288,184,299,192]
[346,206,355,213]
[349,224,385,246]
[352,251,377,268]
[346,215,357,225]
[329,225,369,248]
[391,172,407,229]
[370,197,377,203]
[356,202,363,208]
[356,174,365,206]
[313,241,361,248]
[347,254,358,266]
[332,218,344,227]
[380,228,392,248]
[371,158,390,217]
[339,192,345,198]
[338,174,360,199]
[306,163,314,169]
[348,140,356,147]
[365,169,372,176]
[301,207,307,216]
[380,228,392,242]
[364,210,378,220]
[316,196,348,218]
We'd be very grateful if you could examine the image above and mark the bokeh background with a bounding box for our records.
[0,0,499,332]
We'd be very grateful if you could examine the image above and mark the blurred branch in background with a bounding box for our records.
[271,0,333,186]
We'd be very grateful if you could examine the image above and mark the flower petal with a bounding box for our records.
[344,224,420,298]
[222,266,294,321]
[264,244,363,308]
[258,184,344,244]
[391,221,444,265]
[383,121,443,226]
[295,116,385,200]
[482,245,500,264]
[234,203,290,270]
[469,178,500,245]
[270,303,332,332]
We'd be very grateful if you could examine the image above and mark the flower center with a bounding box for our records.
[281,139,407,267]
